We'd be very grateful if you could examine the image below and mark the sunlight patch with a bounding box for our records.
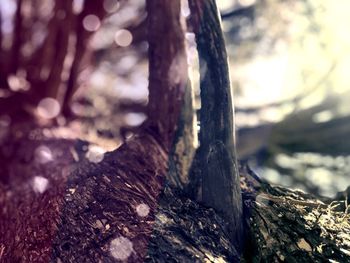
[32,176,49,194]
[35,145,53,164]
[86,145,106,163]
[136,203,150,217]
[83,15,101,32]
[124,113,147,127]
[37,98,61,119]
[110,236,134,260]
[115,29,133,47]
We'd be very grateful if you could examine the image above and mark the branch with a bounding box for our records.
[220,5,255,20]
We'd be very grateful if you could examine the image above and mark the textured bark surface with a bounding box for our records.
[146,0,187,151]
[5,1,345,262]
[0,0,188,261]
[167,81,197,190]
[0,136,79,262]
[51,133,168,262]
[146,187,240,262]
[188,0,243,249]
[241,164,350,263]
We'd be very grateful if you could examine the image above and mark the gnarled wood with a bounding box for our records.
[188,0,243,250]
[0,0,188,261]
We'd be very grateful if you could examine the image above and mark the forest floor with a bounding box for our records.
[1,116,350,262]
[0,78,350,262]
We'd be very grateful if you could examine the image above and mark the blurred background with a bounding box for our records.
[1,0,349,198]
[217,0,350,198]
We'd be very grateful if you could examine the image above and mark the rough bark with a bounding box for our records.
[0,0,188,261]
[146,0,187,151]
[241,164,350,263]
[167,80,197,190]
[51,134,169,262]
[188,0,243,249]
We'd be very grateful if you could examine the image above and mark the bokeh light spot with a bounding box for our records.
[114,29,133,47]
[0,115,11,127]
[103,0,120,13]
[86,145,106,163]
[73,0,84,14]
[83,15,101,32]
[8,74,30,91]
[110,236,134,261]
[136,203,150,217]
[124,113,147,127]
[37,98,61,119]
[35,145,53,164]
[32,176,49,194]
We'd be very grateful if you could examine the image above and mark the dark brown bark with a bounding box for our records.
[62,0,107,112]
[51,134,170,262]
[44,0,73,100]
[10,0,24,73]
[146,0,188,151]
[188,0,243,250]
[167,80,197,190]
[0,0,188,261]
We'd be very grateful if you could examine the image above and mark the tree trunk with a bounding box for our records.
[146,0,188,151]
[188,0,243,250]
[0,0,188,261]
[167,80,197,190]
